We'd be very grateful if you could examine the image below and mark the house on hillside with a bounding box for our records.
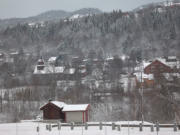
[36,57,45,71]
[134,58,180,88]
[144,59,172,75]
[34,57,65,75]
[40,100,90,123]
[34,56,77,78]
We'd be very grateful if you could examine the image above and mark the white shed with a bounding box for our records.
[62,104,90,123]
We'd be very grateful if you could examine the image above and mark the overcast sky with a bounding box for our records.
[0,0,164,19]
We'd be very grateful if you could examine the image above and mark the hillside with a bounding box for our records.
[0,4,180,59]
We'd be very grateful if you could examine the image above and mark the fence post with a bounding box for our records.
[156,122,159,132]
[46,125,49,130]
[174,123,177,132]
[112,123,115,130]
[71,122,74,130]
[85,123,88,130]
[37,126,39,132]
[99,122,103,130]
[139,123,143,131]
[117,125,121,131]
[49,124,51,131]
[58,122,61,130]
[151,125,154,132]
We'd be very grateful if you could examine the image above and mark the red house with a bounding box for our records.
[144,60,172,74]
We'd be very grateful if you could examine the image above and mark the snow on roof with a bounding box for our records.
[106,57,114,61]
[48,57,57,63]
[40,101,67,109]
[80,69,86,74]
[143,61,151,68]
[156,58,167,65]
[10,51,19,55]
[79,65,86,68]
[69,68,76,74]
[51,101,67,108]
[83,59,89,62]
[156,57,179,68]
[38,58,44,63]
[62,104,89,112]
[40,101,89,111]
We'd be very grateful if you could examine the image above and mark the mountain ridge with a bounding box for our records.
[0,8,102,30]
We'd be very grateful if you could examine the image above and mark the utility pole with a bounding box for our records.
[140,63,144,124]
[140,51,144,124]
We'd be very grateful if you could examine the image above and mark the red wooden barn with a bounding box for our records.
[40,101,66,121]
[40,101,90,123]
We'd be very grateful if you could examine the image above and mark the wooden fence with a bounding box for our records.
[44,122,180,132]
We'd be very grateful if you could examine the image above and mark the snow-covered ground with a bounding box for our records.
[0,121,179,135]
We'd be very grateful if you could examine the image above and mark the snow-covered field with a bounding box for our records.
[0,121,179,135]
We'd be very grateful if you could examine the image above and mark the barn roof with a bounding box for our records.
[144,59,172,71]
[48,57,57,63]
[62,104,89,112]
[51,101,67,108]
[40,101,66,110]
[40,101,90,111]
